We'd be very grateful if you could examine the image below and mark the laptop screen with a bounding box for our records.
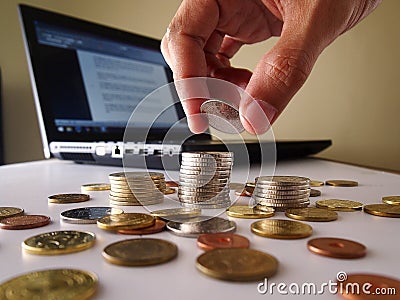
[19,4,186,144]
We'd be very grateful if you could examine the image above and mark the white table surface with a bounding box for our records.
[0,158,399,299]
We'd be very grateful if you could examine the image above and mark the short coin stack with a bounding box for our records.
[253,176,311,211]
[109,172,166,206]
[178,152,233,209]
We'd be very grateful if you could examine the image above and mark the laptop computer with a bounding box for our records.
[19,4,331,170]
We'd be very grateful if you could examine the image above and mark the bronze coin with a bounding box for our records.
[166,181,179,188]
[0,215,50,230]
[197,233,250,251]
[117,219,166,235]
[244,186,254,196]
[338,273,400,300]
[310,189,322,197]
[307,237,366,259]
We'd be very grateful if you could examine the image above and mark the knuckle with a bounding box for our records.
[265,48,313,94]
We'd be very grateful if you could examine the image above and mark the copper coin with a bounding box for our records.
[244,185,255,196]
[117,219,166,235]
[235,189,249,197]
[166,181,179,188]
[307,237,366,259]
[197,233,250,251]
[338,273,400,300]
[0,215,50,230]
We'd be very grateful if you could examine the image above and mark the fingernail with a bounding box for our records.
[187,114,209,134]
[240,99,278,134]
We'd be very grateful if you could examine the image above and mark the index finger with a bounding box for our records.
[161,0,220,133]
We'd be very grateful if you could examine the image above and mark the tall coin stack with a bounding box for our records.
[108,172,166,206]
[178,152,233,209]
[253,176,311,211]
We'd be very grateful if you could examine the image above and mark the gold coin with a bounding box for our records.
[226,205,275,219]
[310,180,324,187]
[22,231,96,255]
[97,213,155,230]
[102,238,178,266]
[310,189,321,197]
[163,188,176,195]
[316,199,363,211]
[0,207,24,220]
[285,207,338,222]
[0,269,98,299]
[81,183,111,191]
[364,204,400,218]
[382,196,400,205]
[150,208,202,220]
[251,219,313,239]
[48,193,90,204]
[196,248,278,281]
[325,180,358,187]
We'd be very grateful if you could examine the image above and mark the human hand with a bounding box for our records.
[161,0,381,134]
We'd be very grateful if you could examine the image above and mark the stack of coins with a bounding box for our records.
[252,176,310,211]
[178,152,233,209]
[108,172,166,206]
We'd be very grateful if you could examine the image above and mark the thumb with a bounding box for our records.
[239,28,320,134]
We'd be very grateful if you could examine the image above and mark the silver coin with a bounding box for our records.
[181,151,233,158]
[253,196,310,204]
[166,216,236,238]
[60,207,123,224]
[180,162,233,168]
[254,187,310,195]
[253,191,310,200]
[179,169,231,176]
[179,182,229,189]
[179,174,231,181]
[200,99,244,134]
[255,199,310,206]
[256,176,310,186]
[253,184,311,191]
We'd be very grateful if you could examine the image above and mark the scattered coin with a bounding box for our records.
[166,181,179,188]
[48,193,90,204]
[81,183,111,192]
[197,233,250,251]
[325,180,358,187]
[338,273,400,300]
[307,237,366,259]
[0,207,24,220]
[164,188,176,195]
[97,213,155,230]
[310,180,324,187]
[150,208,202,221]
[196,248,278,281]
[251,219,313,239]
[310,189,322,197]
[167,216,236,238]
[118,219,166,235]
[22,231,96,255]
[108,172,165,206]
[102,238,178,266]
[226,205,275,219]
[200,99,244,134]
[60,207,123,224]
[0,215,50,230]
[382,196,400,205]
[363,204,400,218]
[316,199,363,211]
[285,207,338,222]
[0,269,98,299]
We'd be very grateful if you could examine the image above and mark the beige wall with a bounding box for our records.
[1,0,399,171]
